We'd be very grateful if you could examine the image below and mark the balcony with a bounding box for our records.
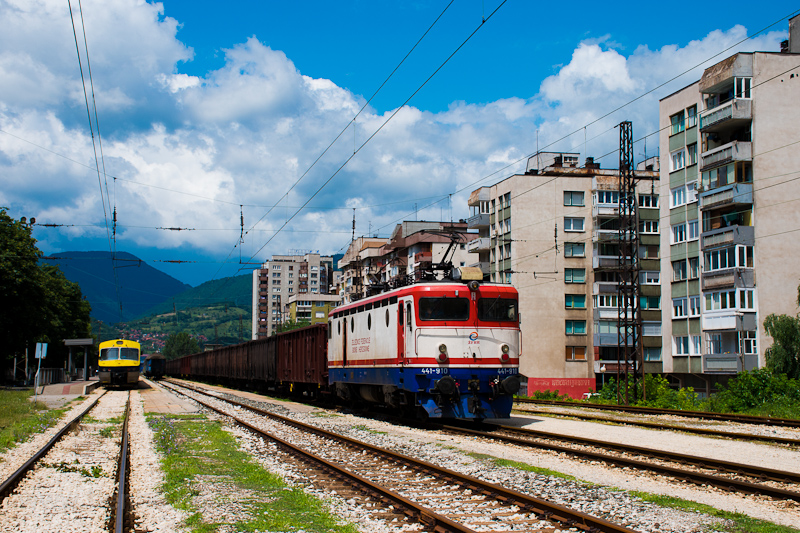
[592,204,619,218]
[592,229,622,243]
[593,256,620,269]
[701,270,736,290]
[699,98,751,133]
[699,182,752,211]
[468,237,491,253]
[700,141,751,172]
[467,213,490,229]
[701,225,753,249]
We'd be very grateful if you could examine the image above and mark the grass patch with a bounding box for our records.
[352,424,387,435]
[0,390,66,452]
[630,491,800,533]
[148,413,358,532]
[467,452,579,482]
[310,411,342,418]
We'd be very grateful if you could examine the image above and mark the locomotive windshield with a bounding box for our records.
[478,297,518,323]
[100,347,140,361]
[418,297,470,321]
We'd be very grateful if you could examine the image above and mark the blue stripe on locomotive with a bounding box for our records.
[329,366,517,419]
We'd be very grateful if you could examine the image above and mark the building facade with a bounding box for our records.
[287,293,341,327]
[468,153,660,397]
[251,253,335,338]
[659,23,800,390]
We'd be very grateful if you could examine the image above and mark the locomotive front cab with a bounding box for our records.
[98,339,141,386]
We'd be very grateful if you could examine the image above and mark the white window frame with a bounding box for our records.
[638,195,659,208]
[688,220,699,241]
[564,217,585,232]
[564,242,585,257]
[640,271,659,285]
[670,186,686,208]
[671,223,687,244]
[563,191,585,206]
[742,331,757,354]
[670,149,686,172]
[673,298,687,318]
[596,190,619,205]
[689,296,701,317]
[640,220,659,234]
[674,336,690,355]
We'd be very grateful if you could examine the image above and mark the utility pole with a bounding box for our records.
[616,121,644,405]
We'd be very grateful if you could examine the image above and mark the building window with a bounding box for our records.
[565,346,587,361]
[671,223,687,244]
[687,143,698,166]
[639,245,659,259]
[688,220,699,241]
[638,195,658,208]
[739,289,755,309]
[596,191,619,205]
[673,298,687,318]
[564,217,584,232]
[674,336,690,355]
[564,242,585,257]
[565,294,586,309]
[704,245,753,272]
[742,331,757,354]
[640,271,659,285]
[686,105,697,128]
[643,322,662,336]
[670,111,685,135]
[644,347,662,361]
[272,265,281,270]
[640,220,659,234]
[689,296,701,317]
[564,191,585,206]
[639,296,660,310]
[705,290,738,311]
[689,257,699,279]
[565,268,586,284]
[594,294,618,308]
[735,77,752,99]
[670,149,686,172]
[566,320,587,335]
[670,186,686,208]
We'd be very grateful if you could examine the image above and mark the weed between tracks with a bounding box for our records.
[148,413,358,533]
[630,492,800,533]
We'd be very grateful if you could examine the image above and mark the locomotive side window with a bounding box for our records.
[338,320,341,335]
[398,303,404,325]
[367,313,372,330]
[385,309,390,327]
[478,298,519,322]
[418,297,470,321]
[406,302,412,329]
[350,317,355,332]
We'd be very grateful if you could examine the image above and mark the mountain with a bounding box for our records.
[136,274,253,318]
[42,251,192,325]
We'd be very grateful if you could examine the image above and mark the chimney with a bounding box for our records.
[585,157,599,169]
[790,14,800,53]
[554,155,563,167]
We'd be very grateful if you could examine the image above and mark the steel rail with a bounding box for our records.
[165,380,637,533]
[515,398,800,428]
[113,393,131,533]
[431,422,800,502]
[513,406,800,446]
[0,390,107,501]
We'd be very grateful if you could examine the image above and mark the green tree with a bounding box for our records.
[0,208,92,375]
[162,332,200,360]
[763,285,800,379]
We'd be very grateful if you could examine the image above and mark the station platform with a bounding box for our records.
[138,379,199,414]
[32,378,101,408]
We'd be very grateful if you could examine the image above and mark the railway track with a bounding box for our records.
[513,406,800,446]
[163,379,638,533]
[516,398,800,428]
[430,421,800,503]
[0,390,132,532]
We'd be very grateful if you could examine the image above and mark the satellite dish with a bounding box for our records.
[30,217,36,224]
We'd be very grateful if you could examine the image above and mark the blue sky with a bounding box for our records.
[1,0,796,286]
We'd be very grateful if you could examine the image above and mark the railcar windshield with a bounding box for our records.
[418,297,470,321]
[100,347,140,361]
[478,297,518,323]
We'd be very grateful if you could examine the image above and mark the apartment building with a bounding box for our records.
[338,222,479,303]
[251,252,336,338]
[468,152,660,398]
[287,293,341,327]
[659,18,800,389]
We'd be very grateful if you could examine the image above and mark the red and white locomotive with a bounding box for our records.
[328,270,521,419]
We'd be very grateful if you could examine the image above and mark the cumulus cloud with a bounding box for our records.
[0,0,787,281]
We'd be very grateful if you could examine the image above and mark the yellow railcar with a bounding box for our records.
[98,339,141,386]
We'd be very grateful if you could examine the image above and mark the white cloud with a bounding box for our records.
[0,0,788,274]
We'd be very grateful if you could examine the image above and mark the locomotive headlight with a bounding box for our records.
[437,344,448,363]
[439,344,448,353]
[500,344,511,363]
[501,344,510,354]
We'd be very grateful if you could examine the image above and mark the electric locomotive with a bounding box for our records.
[98,339,141,386]
[328,270,521,419]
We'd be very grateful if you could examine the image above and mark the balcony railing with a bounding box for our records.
[701,225,754,249]
[700,141,751,171]
[467,213,490,228]
[699,182,752,210]
[699,98,751,132]
[468,237,491,253]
